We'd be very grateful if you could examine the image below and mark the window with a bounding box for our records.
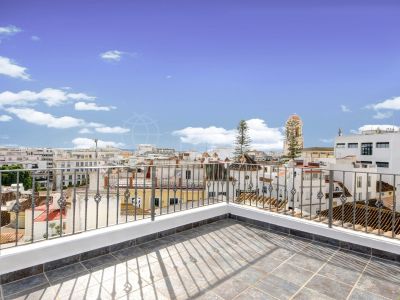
[131,197,142,207]
[357,176,362,188]
[361,143,373,155]
[336,143,345,148]
[169,198,179,205]
[185,170,191,180]
[376,161,389,168]
[154,198,160,207]
[360,161,372,168]
[367,175,371,187]
[208,192,216,197]
[376,142,389,148]
[348,143,358,149]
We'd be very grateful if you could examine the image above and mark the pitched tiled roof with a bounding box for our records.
[325,181,352,199]
[34,209,66,222]
[376,181,395,193]
[230,154,261,171]
[237,193,287,210]
[319,202,400,235]
[0,231,24,244]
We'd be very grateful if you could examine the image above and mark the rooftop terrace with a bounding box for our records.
[1,218,399,300]
[1,163,400,299]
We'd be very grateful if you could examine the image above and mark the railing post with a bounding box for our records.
[328,170,334,228]
[226,164,230,204]
[151,166,156,221]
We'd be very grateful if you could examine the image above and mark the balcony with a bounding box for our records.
[1,163,400,299]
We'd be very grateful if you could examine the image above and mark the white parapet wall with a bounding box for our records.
[0,203,228,275]
[229,203,400,255]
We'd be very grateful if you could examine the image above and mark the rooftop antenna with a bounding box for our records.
[392,115,396,131]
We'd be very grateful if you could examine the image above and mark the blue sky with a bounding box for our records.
[1,0,400,150]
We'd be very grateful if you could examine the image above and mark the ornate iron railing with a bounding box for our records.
[0,163,399,250]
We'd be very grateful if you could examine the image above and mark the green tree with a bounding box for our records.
[0,164,35,190]
[234,120,251,157]
[285,119,302,159]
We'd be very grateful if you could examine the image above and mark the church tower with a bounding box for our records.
[283,114,304,156]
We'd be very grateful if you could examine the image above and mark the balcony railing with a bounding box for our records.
[1,163,399,250]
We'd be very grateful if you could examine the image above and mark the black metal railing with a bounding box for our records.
[0,163,399,250]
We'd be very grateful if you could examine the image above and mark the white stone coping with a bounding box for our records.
[229,203,400,255]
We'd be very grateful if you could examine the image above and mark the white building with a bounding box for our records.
[0,148,49,169]
[335,127,400,174]
[53,148,123,189]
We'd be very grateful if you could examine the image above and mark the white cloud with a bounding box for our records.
[373,111,393,120]
[340,105,351,113]
[173,118,284,151]
[356,125,399,133]
[100,50,136,62]
[0,56,30,80]
[78,128,93,134]
[174,126,235,145]
[6,107,85,129]
[75,102,116,111]
[0,114,12,122]
[368,96,400,110]
[320,138,333,144]
[31,35,40,41]
[95,126,130,134]
[72,138,124,149]
[0,88,95,107]
[0,25,21,37]
[5,107,128,135]
[87,122,105,128]
[100,50,123,62]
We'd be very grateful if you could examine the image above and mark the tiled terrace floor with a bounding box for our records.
[1,219,400,300]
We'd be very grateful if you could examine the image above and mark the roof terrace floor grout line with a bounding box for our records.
[345,257,394,300]
[288,244,340,300]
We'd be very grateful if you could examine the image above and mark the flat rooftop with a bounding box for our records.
[1,219,399,300]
